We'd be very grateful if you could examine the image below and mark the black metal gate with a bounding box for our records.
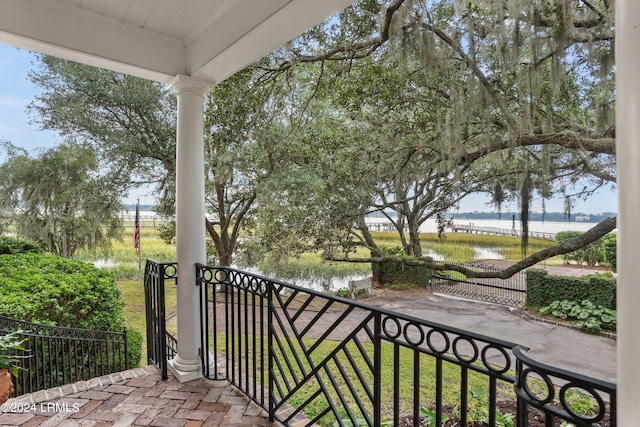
[143,259,177,380]
[431,261,526,307]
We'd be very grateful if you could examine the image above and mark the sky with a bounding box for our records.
[0,44,618,214]
[0,44,155,206]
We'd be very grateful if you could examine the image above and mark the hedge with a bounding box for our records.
[0,237,143,376]
[0,252,125,331]
[526,269,616,310]
[603,233,617,272]
[127,328,144,368]
[0,236,42,255]
[372,259,431,287]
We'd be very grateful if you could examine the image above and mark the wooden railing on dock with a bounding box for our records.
[451,224,556,241]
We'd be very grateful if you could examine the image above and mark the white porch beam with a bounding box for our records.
[616,0,639,424]
[167,75,215,382]
[189,0,359,83]
[0,0,185,84]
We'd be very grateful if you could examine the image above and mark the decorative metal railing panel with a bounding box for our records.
[0,315,129,397]
[193,264,614,426]
[143,259,177,380]
[431,261,526,307]
[514,346,616,427]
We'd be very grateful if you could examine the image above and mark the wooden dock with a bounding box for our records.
[451,224,556,241]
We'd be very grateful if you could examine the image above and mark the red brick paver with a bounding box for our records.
[0,366,275,427]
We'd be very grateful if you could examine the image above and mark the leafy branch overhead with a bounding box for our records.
[252,0,615,271]
[21,0,616,276]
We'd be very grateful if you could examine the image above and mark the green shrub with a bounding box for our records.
[555,231,604,266]
[371,247,432,287]
[539,300,616,333]
[0,252,125,331]
[334,288,350,298]
[526,269,616,310]
[603,233,616,272]
[0,249,135,388]
[0,236,42,255]
[555,231,584,264]
[372,258,431,288]
[126,327,144,368]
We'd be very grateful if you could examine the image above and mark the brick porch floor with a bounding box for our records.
[0,366,276,427]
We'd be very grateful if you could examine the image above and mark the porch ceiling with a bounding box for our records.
[0,0,356,85]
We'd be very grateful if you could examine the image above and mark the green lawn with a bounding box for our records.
[118,278,177,364]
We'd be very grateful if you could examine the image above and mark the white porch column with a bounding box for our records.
[616,2,640,423]
[167,75,214,382]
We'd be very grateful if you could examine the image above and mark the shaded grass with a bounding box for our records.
[118,278,177,363]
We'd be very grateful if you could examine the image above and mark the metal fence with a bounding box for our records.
[0,315,129,397]
[193,264,615,427]
[143,259,177,380]
[431,261,527,307]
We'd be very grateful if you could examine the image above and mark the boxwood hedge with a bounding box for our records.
[0,236,42,255]
[526,269,616,310]
[0,252,126,331]
[0,237,144,367]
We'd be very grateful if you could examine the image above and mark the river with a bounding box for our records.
[365,217,611,234]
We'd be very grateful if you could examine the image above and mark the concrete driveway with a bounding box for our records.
[361,288,616,384]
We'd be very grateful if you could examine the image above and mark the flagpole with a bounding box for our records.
[134,199,141,272]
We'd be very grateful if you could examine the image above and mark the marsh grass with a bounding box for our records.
[372,231,556,263]
[76,224,176,279]
[76,223,557,282]
[257,251,370,285]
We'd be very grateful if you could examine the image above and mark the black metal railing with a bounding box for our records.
[0,315,129,397]
[431,261,526,307]
[514,346,615,427]
[194,264,616,426]
[143,259,177,380]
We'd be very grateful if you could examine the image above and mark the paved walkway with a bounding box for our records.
[362,286,617,383]
[0,366,275,427]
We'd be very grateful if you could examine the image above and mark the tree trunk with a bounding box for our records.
[405,214,422,257]
[407,227,422,257]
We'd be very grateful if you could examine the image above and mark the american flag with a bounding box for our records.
[133,201,140,255]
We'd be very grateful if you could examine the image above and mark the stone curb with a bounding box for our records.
[7,365,158,405]
[522,309,617,340]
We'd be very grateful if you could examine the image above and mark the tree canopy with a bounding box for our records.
[21,0,616,276]
[28,55,177,211]
[0,142,123,258]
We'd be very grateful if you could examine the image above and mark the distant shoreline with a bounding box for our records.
[122,205,616,225]
[365,210,616,224]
